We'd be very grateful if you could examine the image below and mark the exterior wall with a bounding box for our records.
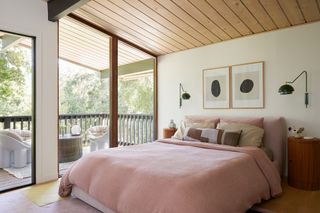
[0,0,58,183]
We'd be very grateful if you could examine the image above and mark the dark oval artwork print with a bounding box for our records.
[211,80,221,97]
[240,79,254,93]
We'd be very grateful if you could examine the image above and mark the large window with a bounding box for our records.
[0,30,35,192]
[58,17,157,175]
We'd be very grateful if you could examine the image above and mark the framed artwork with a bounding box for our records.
[231,62,264,108]
[203,66,230,109]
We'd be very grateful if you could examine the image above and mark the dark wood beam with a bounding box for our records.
[48,0,90,22]
[68,13,158,58]
[109,36,118,148]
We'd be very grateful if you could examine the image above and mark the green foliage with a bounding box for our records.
[59,64,109,114]
[59,60,154,115]
[118,76,153,114]
[0,47,31,116]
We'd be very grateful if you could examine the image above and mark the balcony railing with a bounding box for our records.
[0,113,154,146]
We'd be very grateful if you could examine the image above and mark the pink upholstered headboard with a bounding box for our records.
[185,116,286,176]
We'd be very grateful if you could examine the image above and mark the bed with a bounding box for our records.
[59,117,286,213]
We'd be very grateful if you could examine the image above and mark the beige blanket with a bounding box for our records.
[59,139,282,213]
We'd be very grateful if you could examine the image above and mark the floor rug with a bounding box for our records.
[22,180,63,206]
[3,164,32,179]
[3,161,75,179]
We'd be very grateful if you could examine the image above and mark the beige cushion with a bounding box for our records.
[217,123,264,147]
[0,130,24,142]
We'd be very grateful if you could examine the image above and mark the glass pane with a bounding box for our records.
[58,17,110,176]
[118,41,155,146]
[0,31,34,191]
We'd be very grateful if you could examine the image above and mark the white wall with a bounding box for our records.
[0,0,58,183]
[158,22,320,138]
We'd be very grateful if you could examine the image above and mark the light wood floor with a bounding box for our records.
[257,181,320,213]
[0,179,319,212]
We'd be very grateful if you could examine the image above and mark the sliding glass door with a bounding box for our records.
[0,30,35,192]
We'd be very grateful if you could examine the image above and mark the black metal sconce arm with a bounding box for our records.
[286,70,309,108]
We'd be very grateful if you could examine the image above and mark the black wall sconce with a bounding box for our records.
[278,70,309,108]
[179,83,191,108]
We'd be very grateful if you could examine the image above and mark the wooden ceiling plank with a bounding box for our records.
[206,0,252,35]
[170,0,230,40]
[59,45,109,66]
[139,0,211,45]
[74,9,165,55]
[154,0,220,43]
[190,0,241,38]
[90,1,184,52]
[79,6,172,54]
[60,21,110,45]
[61,17,110,41]
[59,30,109,52]
[297,0,320,22]
[223,0,265,33]
[277,0,306,25]
[258,0,291,28]
[60,36,138,63]
[93,0,190,50]
[118,42,153,61]
[107,0,200,48]
[241,0,277,30]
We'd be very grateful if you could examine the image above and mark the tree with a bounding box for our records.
[0,47,31,116]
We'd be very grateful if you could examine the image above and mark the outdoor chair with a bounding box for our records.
[0,129,32,168]
[87,126,109,152]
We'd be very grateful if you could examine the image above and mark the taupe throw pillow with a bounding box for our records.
[217,123,264,147]
[221,130,242,146]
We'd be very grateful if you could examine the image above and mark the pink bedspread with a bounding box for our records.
[59,139,282,213]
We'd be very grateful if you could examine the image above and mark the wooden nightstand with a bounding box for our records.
[288,137,320,190]
[163,128,177,139]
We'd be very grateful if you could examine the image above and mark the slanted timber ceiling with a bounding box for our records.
[72,0,320,56]
[59,16,153,71]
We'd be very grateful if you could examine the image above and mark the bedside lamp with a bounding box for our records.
[278,70,309,108]
[179,83,190,108]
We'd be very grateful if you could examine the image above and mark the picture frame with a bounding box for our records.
[203,66,230,109]
[231,62,264,108]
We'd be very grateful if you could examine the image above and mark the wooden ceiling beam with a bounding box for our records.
[48,0,90,22]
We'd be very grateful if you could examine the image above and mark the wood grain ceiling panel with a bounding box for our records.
[80,5,171,53]
[59,16,153,71]
[107,0,201,48]
[170,0,230,40]
[92,0,187,51]
[297,0,320,21]
[277,0,306,25]
[139,0,212,45]
[74,9,166,55]
[88,1,180,51]
[154,0,220,43]
[224,0,264,33]
[258,0,291,28]
[241,0,277,30]
[71,0,320,56]
[206,0,252,35]
[189,0,241,38]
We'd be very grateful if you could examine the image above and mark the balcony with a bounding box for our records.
[0,113,154,146]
